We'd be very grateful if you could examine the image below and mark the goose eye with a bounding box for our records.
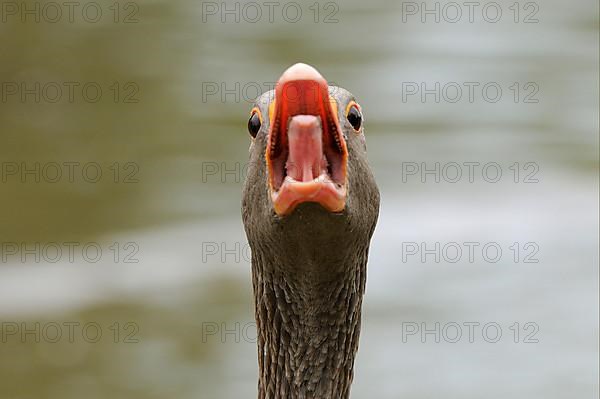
[346,104,362,131]
[248,111,261,138]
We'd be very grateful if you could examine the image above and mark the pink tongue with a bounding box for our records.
[286,115,324,182]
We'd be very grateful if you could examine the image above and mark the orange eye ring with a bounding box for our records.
[250,107,263,123]
[345,101,363,132]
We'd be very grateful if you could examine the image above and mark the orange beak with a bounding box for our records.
[266,63,348,216]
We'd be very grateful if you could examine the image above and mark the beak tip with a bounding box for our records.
[278,63,326,86]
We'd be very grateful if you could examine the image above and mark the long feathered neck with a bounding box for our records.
[250,241,369,399]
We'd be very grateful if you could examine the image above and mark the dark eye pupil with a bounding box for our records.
[248,112,261,138]
[347,106,362,130]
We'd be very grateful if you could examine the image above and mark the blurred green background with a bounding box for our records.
[0,0,598,398]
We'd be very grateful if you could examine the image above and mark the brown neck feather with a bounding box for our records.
[250,234,369,399]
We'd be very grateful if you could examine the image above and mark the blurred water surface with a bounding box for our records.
[0,0,598,398]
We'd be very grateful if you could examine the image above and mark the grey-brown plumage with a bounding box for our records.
[242,85,380,398]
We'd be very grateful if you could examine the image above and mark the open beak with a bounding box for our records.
[266,63,348,216]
